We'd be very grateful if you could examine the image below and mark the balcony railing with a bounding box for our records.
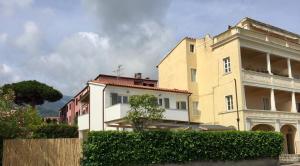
[243,109,300,119]
[78,114,89,130]
[241,69,300,91]
[214,27,300,51]
[104,104,189,122]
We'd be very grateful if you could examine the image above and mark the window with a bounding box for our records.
[297,103,300,113]
[111,93,129,105]
[191,68,197,82]
[111,93,118,105]
[190,44,195,53]
[192,101,200,115]
[123,96,128,104]
[164,98,170,109]
[158,98,163,106]
[176,101,187,110]
[262,97,270,110]
[223,57,231,74]
[225,95,234,111]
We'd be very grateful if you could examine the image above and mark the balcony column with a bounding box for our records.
[267,53,272,74]
[292,92,297,113]
[288,58,293,78]
[270,89,276,111]
[275,120,280,132]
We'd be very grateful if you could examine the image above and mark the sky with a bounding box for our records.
[1,0,300,96]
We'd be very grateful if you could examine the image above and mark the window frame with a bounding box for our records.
[192,101,200,115]
[176,101,187,110]
[164,98,170,109]
[225,95,234,111]
[191,68,197,82]
[189,44,195,53]
[223,57,231,74]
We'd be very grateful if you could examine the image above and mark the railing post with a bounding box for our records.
[292,92,297,113]
[288,58,293,78]
[270,88,277,111]
[267,53,272,75]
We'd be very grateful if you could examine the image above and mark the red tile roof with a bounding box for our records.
[95,74,157,85]
[90,80,191,94]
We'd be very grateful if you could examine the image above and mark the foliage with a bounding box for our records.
[0,87,43,165]
[82,131,283,166]
[2,80,63,108]
[0,88,42,138]
[126,94,165,131]
[33,124,78,138]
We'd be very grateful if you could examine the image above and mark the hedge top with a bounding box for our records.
[82,131,283,166]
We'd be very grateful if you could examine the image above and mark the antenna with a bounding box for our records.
[113,65,124,79]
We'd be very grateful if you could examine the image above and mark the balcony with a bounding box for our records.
[104,104,189,122]
[213,27,300,51]
[241,47,300,91]
[78,114,89,130]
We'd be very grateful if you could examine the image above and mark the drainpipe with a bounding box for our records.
[102,85,107,131]
[234,78,240,131]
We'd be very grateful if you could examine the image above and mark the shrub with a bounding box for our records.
[0,136,2,166]
[82,131,283,165]
[33,124,78,138]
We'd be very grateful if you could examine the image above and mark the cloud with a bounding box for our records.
[0,64,20,84]
[15,21,42,55]
[1,0,174,95]
[0,0,33,16]
[0,33,7,43]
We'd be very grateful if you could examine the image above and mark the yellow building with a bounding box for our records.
[158,17,300,154]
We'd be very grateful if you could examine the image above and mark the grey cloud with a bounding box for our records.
[0,0,33,16]
[1,0,175,95]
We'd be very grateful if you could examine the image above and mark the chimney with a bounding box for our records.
[134,73,142,79]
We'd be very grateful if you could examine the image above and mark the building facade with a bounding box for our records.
[158,18,300,154]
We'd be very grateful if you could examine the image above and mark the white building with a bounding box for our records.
[77,74,192,138]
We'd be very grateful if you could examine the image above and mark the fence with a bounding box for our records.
[3,138,81,166]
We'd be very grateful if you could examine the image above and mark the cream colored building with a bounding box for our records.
[158,18,300,154]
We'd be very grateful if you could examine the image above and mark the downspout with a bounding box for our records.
[234,79,240,131]
[102,85,107,131]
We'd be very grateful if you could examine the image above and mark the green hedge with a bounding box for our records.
[0,136,2,166]
[33,124,78,138]
[82,131,283,165]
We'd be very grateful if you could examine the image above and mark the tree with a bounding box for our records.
[0,88,42,138]
[0,87,43,165]
[2,80,63,108]
[126,94,165,132]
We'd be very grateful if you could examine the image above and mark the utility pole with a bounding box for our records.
[234,78,240,131]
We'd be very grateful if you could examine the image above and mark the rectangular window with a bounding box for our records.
[191,68,197,82]
[297,103,300,113]
[176,101,187,110]
[111,93,118,105]
[190,44,195,53]
[223,57,231,74]
[225,95,234,111]
[111,93,129,105]
[164,98,170,109]
[192,101,200,115]
[262,97,270,110]
[123,96,128,104]
[158,98,163,106]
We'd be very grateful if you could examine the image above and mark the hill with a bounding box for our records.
[37,95,72,117]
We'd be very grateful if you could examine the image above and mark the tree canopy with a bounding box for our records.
[2,80,63,107]
[126,94,165,131]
